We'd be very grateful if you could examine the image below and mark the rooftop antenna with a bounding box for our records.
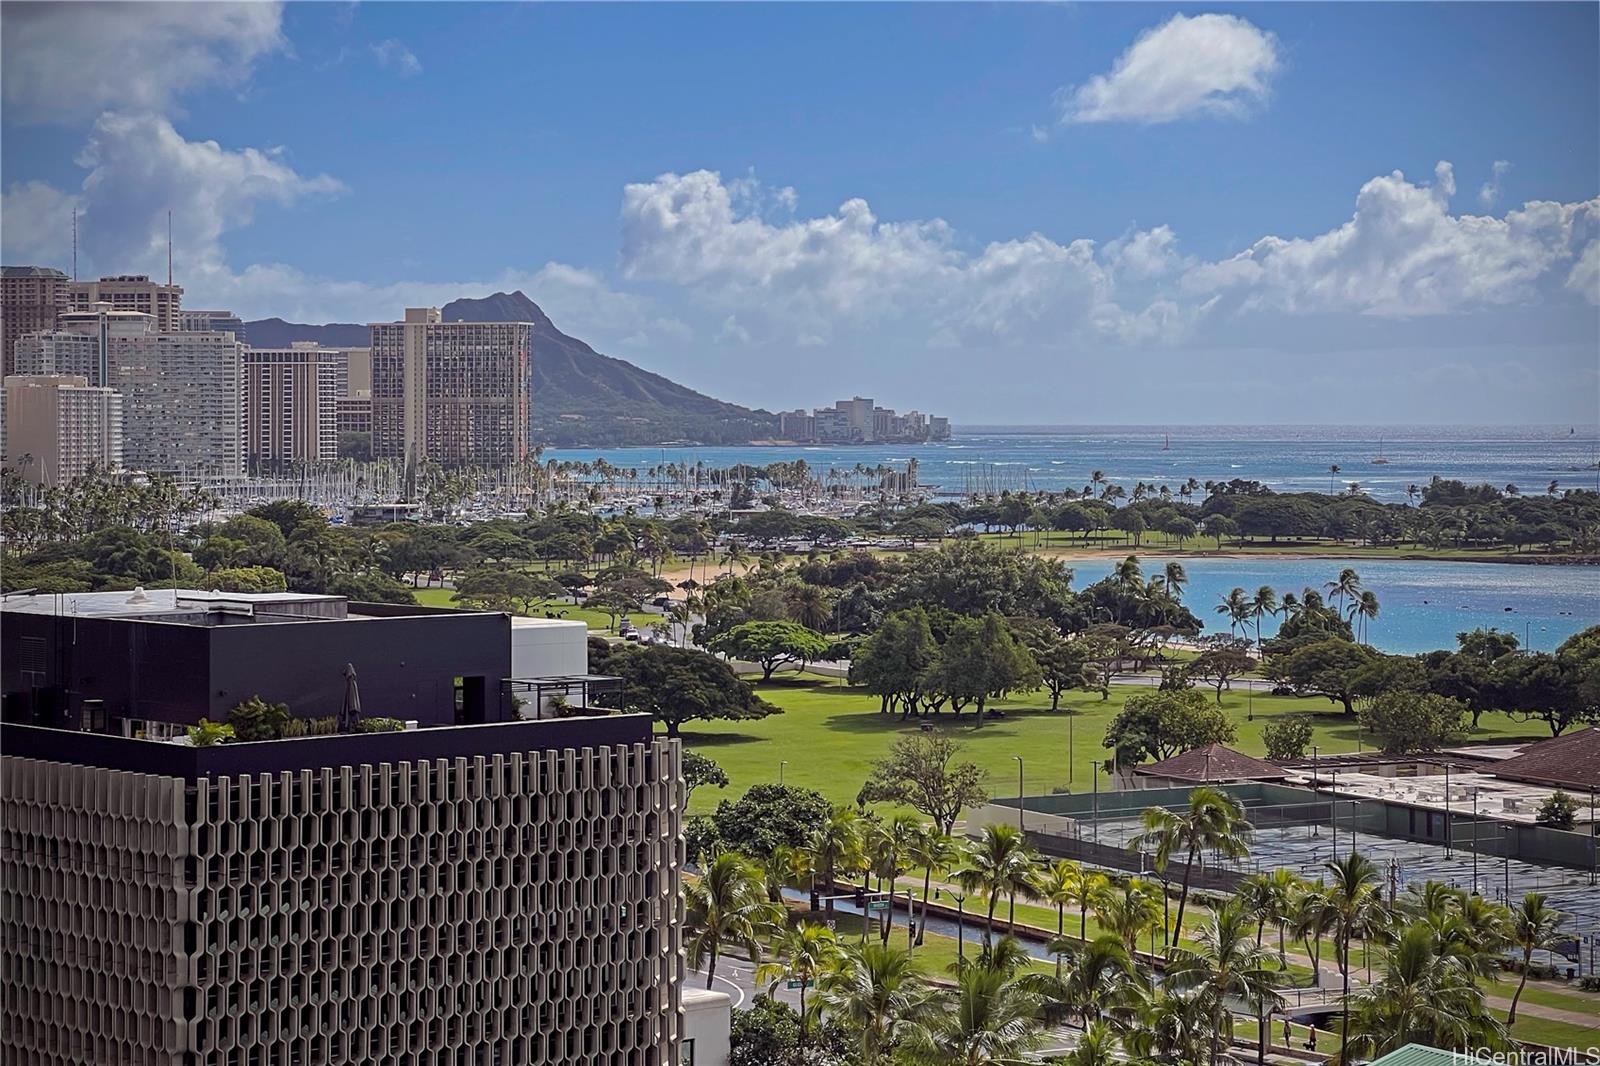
[167,209,173,287]
[71,208,78,281]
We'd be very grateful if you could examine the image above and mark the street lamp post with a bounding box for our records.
[1504,825,1513,902]
[1092,763,1101,846]
[1331,767,1339,861]
[1444,762,1452,859]
[1014,756,1025,832]
[937,888,968,962]
[779,760,787,787]
[1310,745,1320,838]
[1471,788,1480,896]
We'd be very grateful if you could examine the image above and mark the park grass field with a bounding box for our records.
[412,587,619,630]
[679,674,1550,815]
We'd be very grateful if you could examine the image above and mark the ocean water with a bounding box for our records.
[1067,556,1599,655]
[544,424,1600,505]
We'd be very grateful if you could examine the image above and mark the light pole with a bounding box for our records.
[1014,756,1026,832]
[937,888,967,962]
[780,760,787,787]
[1331,767,1339,861]
[1471,788,1480,896]
[1504,825,1512,902]
[1068,710,1074,786]
[1092,762,1101,846]
[1444,761,1452,859]
[1310,745,1320,837]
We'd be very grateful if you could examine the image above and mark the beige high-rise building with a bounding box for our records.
[371,308,531,466]
[2,266,71,378]
[242,343,343,468]
[68,274,182,332]
[113,329,242,475]
[2,373,123,485]
[13,305,156,386]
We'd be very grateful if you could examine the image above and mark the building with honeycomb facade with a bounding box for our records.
[1,590,687,1066]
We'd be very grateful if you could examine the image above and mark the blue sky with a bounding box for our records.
[3,2,1597,424]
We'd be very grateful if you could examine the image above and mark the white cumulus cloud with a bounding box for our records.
[1,2,287,124]
[1056,13,1281,125]
[1186,161,1600,316]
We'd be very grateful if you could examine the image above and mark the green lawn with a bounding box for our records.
[412,587,621,630]
[680,675,1549,815]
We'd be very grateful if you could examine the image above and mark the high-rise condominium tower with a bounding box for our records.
[68,274,183,332]
[0,590,686,1066]
[370,308,531,467]
[112,328,243,475]
[242,343,344,468]
[1,266,70,378]
[1,373,123,485]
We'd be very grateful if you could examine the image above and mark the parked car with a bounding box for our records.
[1270,684,1295,696]
[624,631,642,642]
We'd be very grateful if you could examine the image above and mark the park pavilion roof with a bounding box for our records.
[1133,743,1292,784]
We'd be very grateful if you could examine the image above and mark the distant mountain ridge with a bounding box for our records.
[243,292,776,445]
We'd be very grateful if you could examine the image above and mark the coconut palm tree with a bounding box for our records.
[1126,807,1180,945]
[1354,589,1380,644]
[1130,786,1253,943]
[1164,897,1285,1066]
[754,921,837,1039]
[1058,1021,1123,1066]
[1506,892,1567,1023]
[1290,879,1332,987]
[1162,561,1188,604]
[1249,585,1278,648]
[816,939,929,1061]
[1322,851,1388,1048]
[954,823,1037,951]
[872,813,923,942]
[1093,876,1164,957]
[1325,567,1362,613]
[1052,934,1140,1026]
[1216,587,1252,636]
[685,852,782,989]
[1239,867,1301,969]
[897,943,1049,1065]
[807,806,864,919]
[788,582,832,633]
[1033,860,1079,977]
[1346,921,1512,1057]
[905,827,962,946]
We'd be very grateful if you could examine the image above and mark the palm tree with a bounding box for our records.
[897,944,1049,1065]
[788,582,832,633]
[1328,463,1341,493]
[955,823,1037,951]
[1165,897,1285,1066]
[816,940,928,1061]
[1249,585,1278,648]
[1093,875,1163,957]
[1033,860,1079,976]
[1354,589,1380,644]
[1216,587,1251,636]
[807,806,864,918]
[1322,851,1388,1048]
[1162,561,1188,604]
[1127,807,1180,944]
[872,813,923,942]
[1058,1021,1122,1066]
[1053,934,1139,1026]
[1239,868,1300,969]
[905,827,961,946]
[1130,786,1253,943]
[685,852,782,989]
[1506,892,1567,1023]
[1346,921,1511,1056]
[1325,566,1362,613]
[1290,879,1332,987]
[755,921,837,1038]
